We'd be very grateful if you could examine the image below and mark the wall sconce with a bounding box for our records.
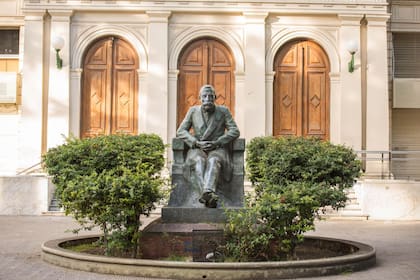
[52,36,65,69]
[347,41,358,73]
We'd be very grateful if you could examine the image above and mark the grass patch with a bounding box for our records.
[68,243,99,253]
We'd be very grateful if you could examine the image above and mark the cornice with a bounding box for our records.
[0,17,25,26]
[22,0,388,16]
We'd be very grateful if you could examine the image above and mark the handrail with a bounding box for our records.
[16,162,43,175]
[356,150,420,181]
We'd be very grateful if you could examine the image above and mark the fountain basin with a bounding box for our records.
[41,233,375,279]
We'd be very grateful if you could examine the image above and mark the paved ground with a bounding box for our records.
[1,215,420,280]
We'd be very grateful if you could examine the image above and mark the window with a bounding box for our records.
[393,33,420,78]
[0,30,19,55]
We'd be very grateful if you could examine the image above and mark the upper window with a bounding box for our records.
[0,30,19,55]
[393,33,420,78]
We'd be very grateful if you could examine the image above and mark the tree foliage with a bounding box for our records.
[223,136,361,261]
[43,134,165,258]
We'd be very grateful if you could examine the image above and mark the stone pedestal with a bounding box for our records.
[142,218,224,260]
[161,207,242,223]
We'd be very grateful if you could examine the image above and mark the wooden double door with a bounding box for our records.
[273,40,330,140]
[81,37,139,138]
[177,38,235,126]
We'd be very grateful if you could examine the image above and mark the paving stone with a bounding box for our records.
[0,216,420,280]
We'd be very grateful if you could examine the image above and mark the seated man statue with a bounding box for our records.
[177,84,240,208]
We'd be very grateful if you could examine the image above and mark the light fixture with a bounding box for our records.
[346,41,358,73]
[52,36,65,69]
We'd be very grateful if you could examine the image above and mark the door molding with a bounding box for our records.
[80,36,139,138]
[272,40,330,140]
[169,26,244,73]
[266,28,339,73]
[70,27,146,137]
[71,25,147,71]
[266,29,340,140]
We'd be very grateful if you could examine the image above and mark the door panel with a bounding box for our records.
[275,71,299,136]
[112,70,136,134]
[81,37,138,138]
[82,38,112,137]
[85,70,108,134]
[177,38,235,126]
[274,43,302,137]
[274,40,330,140]
[112,38,138,134]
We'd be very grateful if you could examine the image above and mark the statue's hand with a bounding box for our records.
[196,141,218,152]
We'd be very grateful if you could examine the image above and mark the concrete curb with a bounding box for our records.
[41,235,376,280]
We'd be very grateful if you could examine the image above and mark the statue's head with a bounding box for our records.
[199,85,216,112]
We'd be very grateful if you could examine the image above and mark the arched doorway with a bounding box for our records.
[177,37,235,126]
[273,40,330,140]
[81,36,139,138]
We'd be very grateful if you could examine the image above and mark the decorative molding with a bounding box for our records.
[48,9,74,20]
[266,27,340,73]
[23,0,388,15]
[391,3,420,31]
[168,25,245,73]
[22,10,46,21]
[71,24,148,71]
[243,12,268,23]
[146,10,171,23]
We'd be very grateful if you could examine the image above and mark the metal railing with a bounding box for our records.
[356,150,420,181]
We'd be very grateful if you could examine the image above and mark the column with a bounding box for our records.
[365,15,390,176]
[338,15,363,150]
[145,11,171,143]
[47,10,73,149]
[18,11,46,171]
[243,12,268,139]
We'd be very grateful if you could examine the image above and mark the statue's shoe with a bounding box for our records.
[199,191,219,208]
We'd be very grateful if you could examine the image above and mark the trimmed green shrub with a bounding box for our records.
[43,134,165,258]
[223,136,361,261]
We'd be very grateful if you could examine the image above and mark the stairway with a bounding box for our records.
[42,195,64,215]
[321,188,369,220]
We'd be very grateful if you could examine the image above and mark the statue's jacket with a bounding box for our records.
[176,105,240,182]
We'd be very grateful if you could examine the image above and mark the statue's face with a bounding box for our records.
[200,89,216,112]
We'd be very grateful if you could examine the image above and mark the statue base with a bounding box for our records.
[161,207,241,223]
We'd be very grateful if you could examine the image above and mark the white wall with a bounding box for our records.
[0,115,19,175]
[0,175,54,215]
[355,179,420,220]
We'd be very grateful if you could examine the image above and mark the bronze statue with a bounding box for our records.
[177,85,240,208]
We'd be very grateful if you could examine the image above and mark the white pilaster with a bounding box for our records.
[243,12,267,139]
[146,11,171,144]
[338,15,363,150]
[329,72,341,144]
[234,70,246,137]
[265,71,275,135]
[168,69,179,142]
[138,69,148,134]
[18,11,46,171]
[365,15,390,174]
[47,10,73,149]
[69,68,82,137]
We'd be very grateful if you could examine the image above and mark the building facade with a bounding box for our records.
[0,0,419,219]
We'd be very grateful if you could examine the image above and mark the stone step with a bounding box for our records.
[42,211,65,216]
[48,198,62,212]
